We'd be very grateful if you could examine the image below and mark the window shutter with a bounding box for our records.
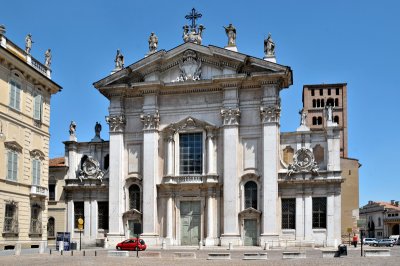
[12,152,18,180]
[15,83,21,110]
[9,81,16,108]
[34,95,42,120]
[36,160,41,185]
[7,151,13,180]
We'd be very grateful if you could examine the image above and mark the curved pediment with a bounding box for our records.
[93,42,292,96]
[239,207,262,218]
[163,116,218,133]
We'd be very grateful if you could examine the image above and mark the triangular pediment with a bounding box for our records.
[93,42,292,90]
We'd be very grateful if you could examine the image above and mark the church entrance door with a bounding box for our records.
[180,201,200,245]
[244,219,257,246]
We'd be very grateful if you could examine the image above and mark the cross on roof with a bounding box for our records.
[185,8,202,30]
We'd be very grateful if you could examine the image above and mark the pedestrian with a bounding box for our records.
[352,234,358,248]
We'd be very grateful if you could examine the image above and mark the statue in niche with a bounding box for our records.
[148,32,158,53]
[44,49,52,68]
[25,33,33,54]
[69,121,76,136]
[264,33,275,57]
[114,49,124,70]
[224,23,236,46]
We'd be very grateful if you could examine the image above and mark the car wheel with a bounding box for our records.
[374,244,377,247]
[116,246,121,250]
[390,244,393,247]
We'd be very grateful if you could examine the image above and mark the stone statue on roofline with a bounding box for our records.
[114,49,124,70]
[148,32,158,54]
[45,49,52,68]
[25,33,33,54]
[224,23,236,47]
[69,121,77,141]
[264,33,275,57]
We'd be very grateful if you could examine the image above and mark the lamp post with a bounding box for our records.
[0,119,5,142]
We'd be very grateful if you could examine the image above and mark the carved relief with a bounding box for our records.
[283,146,294,165]
[106,114,126,132]
[287,147,319,177]
[78,156,104,182]
[174,50,202,82]
[221,107,240,126]
[260,105,280,123]
[313,144,324,164]
[140,110,160,130]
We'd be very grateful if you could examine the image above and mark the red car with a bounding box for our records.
[116,238,147,251]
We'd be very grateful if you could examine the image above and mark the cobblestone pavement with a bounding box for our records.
[0,245,399,266]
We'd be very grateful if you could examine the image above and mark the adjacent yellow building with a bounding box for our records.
[0,25,61,250]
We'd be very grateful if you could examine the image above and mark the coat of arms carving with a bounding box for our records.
[287,147,319,177]
[174,50,202,82]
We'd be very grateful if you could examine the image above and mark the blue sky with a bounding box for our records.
[2,0,399,206]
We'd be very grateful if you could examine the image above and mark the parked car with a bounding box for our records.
[371,239,394,247]
[363,238,376,245]
[389,235,399,245]
[116,238,147,251]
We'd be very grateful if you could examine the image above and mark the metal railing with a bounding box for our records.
[3,218,19,234]
[29,220,42,234]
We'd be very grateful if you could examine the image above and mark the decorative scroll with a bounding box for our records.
[221,107,240,126]
[140,110,160,130]
[106,114,126,132]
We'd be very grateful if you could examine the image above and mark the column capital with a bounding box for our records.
[221,107,240,126]
[106,114,126,132]
[260,105,280,124]
[140,110,160,131]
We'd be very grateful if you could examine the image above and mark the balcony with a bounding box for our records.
[29,220,42,237]
[2,218,19,237]
[162,175,219,185]
[30,185,48,198]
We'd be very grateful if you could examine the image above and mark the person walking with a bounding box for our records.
[352,234,358,248]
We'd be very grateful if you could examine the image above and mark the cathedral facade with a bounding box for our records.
[56,13,343,248]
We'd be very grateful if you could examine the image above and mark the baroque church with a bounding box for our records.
[50,10,343,248]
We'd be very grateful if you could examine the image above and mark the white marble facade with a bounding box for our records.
[61,41,344,248]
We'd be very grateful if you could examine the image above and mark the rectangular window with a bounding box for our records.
[48,184,55,201]
[33,94,42,121]
[3,204,18,233]
[319,89,323,96]
[328,89,331,95]
[179,132,203,175]
[7,150,18,181]
[32,159,41,185]
[9,80,21,110]
[98,202,109,230]
[282,198,296,229]
[311,89,315,96]
[312,197,327,228]
[74,202,84,229]
[336,88,340,95]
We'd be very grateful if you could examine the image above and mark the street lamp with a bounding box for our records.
[0,120,5,142]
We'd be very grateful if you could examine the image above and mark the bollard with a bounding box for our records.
[61,250,63,256]
[228,242,233,250]
[71,251,73,256]
[162,239,167,250]
[83,250,86,256]
[95,250,97,256]
[198,241,203,250]
[264,241,269,250]
[50,249,52,255]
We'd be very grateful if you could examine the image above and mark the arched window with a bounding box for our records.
[378,217,381,227]
[321,99,325,107]
[317,99,320,107]
[129,184,141,211]
[317,117,322,125]
[312,99,316,108]
[103,154,109,170]
[312,117,317,125]
[335,98,339,107]
[244,181,257,209]
[47,217,55,238]
[326,98,334,106]
[334,116,339,124]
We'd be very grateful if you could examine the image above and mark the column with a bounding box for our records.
[206,129,216,175]
[141,110,160,245]
[84,200,91,240]
[295,194,304,239]
[166,195,173,244]
[220,106,241,246]
[106,113,126,246]
[166,135,174,176]
[304,192,313,240]
[334,190,341,245]
[67,142,77,180]
[67,198,74,237]
[260,84,280,243]
[90,199,98,240]
[327,192,335,246]
[205,189,214,246]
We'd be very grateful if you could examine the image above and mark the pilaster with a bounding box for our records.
[304,189,313,240]
[295,191,304,239]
